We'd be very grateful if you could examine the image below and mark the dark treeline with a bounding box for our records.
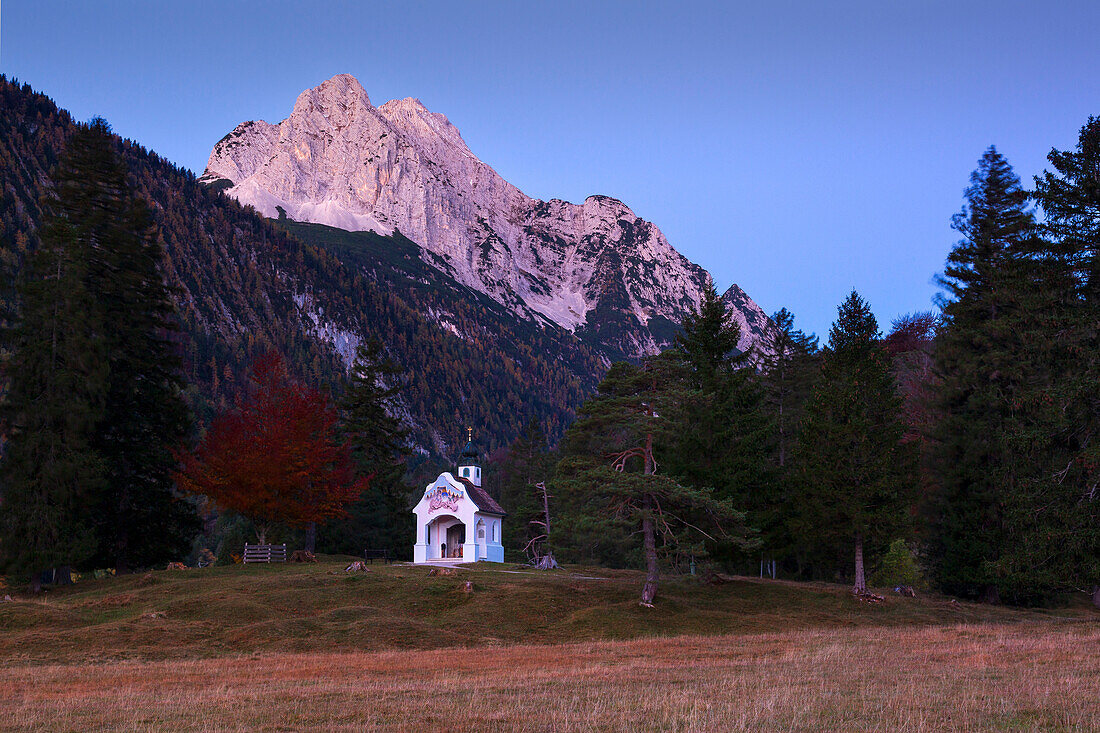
[490,124,1100,608]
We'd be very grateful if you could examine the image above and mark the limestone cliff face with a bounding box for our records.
[202,74,769,357]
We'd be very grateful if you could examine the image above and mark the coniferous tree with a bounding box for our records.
[667,284,773,570]
[792,291,913,592]
[1022,122,1100,606]
[321,340,412,559]
[758,308,818,576]
[556,353,755,605]
[760,308,819,470]
[0,146,108,588]
[675,282,744,390]
[494,419,556,559]
[930,147,1038,602]
[61,120,197,572]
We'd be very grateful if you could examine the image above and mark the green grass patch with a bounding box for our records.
[1,560,1093,665]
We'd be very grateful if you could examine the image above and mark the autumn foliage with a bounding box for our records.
[177,352,369,541]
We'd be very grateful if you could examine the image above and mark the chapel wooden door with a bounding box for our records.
[446,524,465,557]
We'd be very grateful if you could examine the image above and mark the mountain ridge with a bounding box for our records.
[201,73,774,359]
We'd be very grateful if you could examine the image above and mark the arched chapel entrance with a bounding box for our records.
[445,523,466,559]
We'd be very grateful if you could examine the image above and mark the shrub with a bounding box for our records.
[870,539,925,589]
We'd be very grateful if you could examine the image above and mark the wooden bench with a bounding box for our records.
[243,543,287,564]
[363,549,390,564]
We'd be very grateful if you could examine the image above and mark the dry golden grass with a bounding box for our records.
[4,622,1098,732]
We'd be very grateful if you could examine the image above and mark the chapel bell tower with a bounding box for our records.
[457,427,482,487]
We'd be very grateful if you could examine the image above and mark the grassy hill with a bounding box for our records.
[2,559,1090,666]
[4,561,1098,731]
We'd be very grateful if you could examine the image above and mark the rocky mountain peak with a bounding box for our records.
[377,96,476,162]
[202,74,773,360]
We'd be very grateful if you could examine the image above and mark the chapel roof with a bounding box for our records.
[455,476,506,516]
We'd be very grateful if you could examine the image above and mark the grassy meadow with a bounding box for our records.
[2,560,1097,731]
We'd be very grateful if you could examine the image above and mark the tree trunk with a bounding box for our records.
[638,427,659,607]
[641,492,659,606]
[777,397,786,468]
[541,483,551,536]
[256,525,268,545]
[853,535,866,593]
[56,565,73,586]
[1091,585,1099,609]
[31,571,42,594]
[982,584,1001,605]
[305,522,317,554]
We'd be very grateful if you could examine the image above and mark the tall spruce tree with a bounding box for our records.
[1024,121,1100,606]
[929,147,1038,602]
[759,307,818,576]
[760,308,818,470]
[54,119,197,572]
[792,291,913,592]
[675,282,744,390]
[322,340,412,559]
[667,283,773,570]
[0,149,108,588]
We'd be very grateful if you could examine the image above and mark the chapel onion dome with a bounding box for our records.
[459,437,481,468]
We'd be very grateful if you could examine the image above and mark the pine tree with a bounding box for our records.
[792,291,913,592]
[929,147,1038,602]
[0,129,110,588]
[321,340,412,558]
[556,353,755,605]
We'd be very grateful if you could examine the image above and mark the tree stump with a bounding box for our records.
[290,550,317,563]
[534,553,558,570]
[702,570,728,586]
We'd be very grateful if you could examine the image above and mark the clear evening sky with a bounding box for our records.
[4,1,1099,338]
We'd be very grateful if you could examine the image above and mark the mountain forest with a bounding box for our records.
[1,76,1098,608]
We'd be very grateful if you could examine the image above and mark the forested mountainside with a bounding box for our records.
[0,77,600,454]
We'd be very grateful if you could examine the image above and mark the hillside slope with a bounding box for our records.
[0,77,601,453]
[0,560,1083,665]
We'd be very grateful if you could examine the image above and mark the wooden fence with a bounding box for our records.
[243,543,288,564]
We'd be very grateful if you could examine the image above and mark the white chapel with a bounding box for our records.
[412,431,506,563]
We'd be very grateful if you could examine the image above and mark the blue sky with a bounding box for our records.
[4,1,1099,337]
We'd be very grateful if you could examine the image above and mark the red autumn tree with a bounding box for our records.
[177,351,370,545]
